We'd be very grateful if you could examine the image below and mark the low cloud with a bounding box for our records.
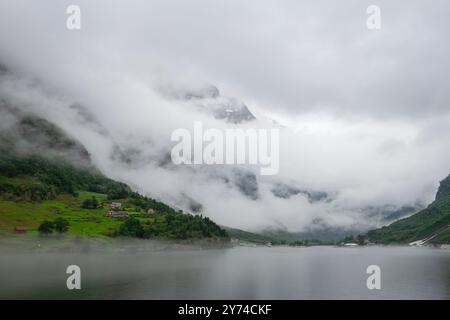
[1,0,449,233]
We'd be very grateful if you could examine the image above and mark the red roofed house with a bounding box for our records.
[14,226,27,234]
[106,210,130,218]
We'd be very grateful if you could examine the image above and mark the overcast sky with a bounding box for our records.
[1,0,450,232]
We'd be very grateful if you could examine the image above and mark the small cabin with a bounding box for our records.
[111,202,122,210]
[106,210,129,218]
[14,226,27,234]
[147,208,155,215]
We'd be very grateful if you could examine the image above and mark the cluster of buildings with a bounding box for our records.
[13,202,156,235]
[105,202,129,218]
[105,202,155,218]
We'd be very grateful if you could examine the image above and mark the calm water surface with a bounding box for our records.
[1,246,449,299]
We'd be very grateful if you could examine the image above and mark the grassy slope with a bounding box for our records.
[367,182,450,244]
[0,186,228,240]
[0,156,229,240]
[0,111,230,242]
[0,191,131,237]
[0,189,224,238]
[434,229,450,243]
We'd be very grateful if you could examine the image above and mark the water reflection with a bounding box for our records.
[1,246,449,299]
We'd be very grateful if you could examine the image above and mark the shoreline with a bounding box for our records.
[1,233,448,254]
[0,234,233,253]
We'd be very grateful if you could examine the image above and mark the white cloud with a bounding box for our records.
[1,0,449,232]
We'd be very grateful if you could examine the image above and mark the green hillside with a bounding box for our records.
[0,110,229,241]
[367,175,450,244]
[0,155,229,240]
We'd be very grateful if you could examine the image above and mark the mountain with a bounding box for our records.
[435,175,450,201]
[0,62,423,237]
[0,106,229,241]
[158,83,256,124]
[367,174,450,244]
[0,104,92,167]
[270,183,328,203]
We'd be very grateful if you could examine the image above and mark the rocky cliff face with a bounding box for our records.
[158,83,256,124]
[0,101,92,168]
[435,175,450,202]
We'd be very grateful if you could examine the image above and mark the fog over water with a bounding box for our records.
[1,247,450,299]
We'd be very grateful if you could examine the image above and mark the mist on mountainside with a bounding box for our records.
[1,1,450,235]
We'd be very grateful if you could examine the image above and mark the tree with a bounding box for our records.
[81,196,98,209]
[91,196,98,208]
[117,218,144,238]
[38,220,54,234]
[81,198,92,209]
[357,234,366,246]
[54,217,70,233]
[343,235,355,243]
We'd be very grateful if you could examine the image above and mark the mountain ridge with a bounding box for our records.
[0,109,229,241]
[367,173,450,244]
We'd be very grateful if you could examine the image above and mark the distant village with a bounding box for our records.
[105,202,155,218]
[13,201,155,234]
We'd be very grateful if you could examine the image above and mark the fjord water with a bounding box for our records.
[1,246,449,299]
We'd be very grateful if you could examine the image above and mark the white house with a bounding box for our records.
[111,202,122,210]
